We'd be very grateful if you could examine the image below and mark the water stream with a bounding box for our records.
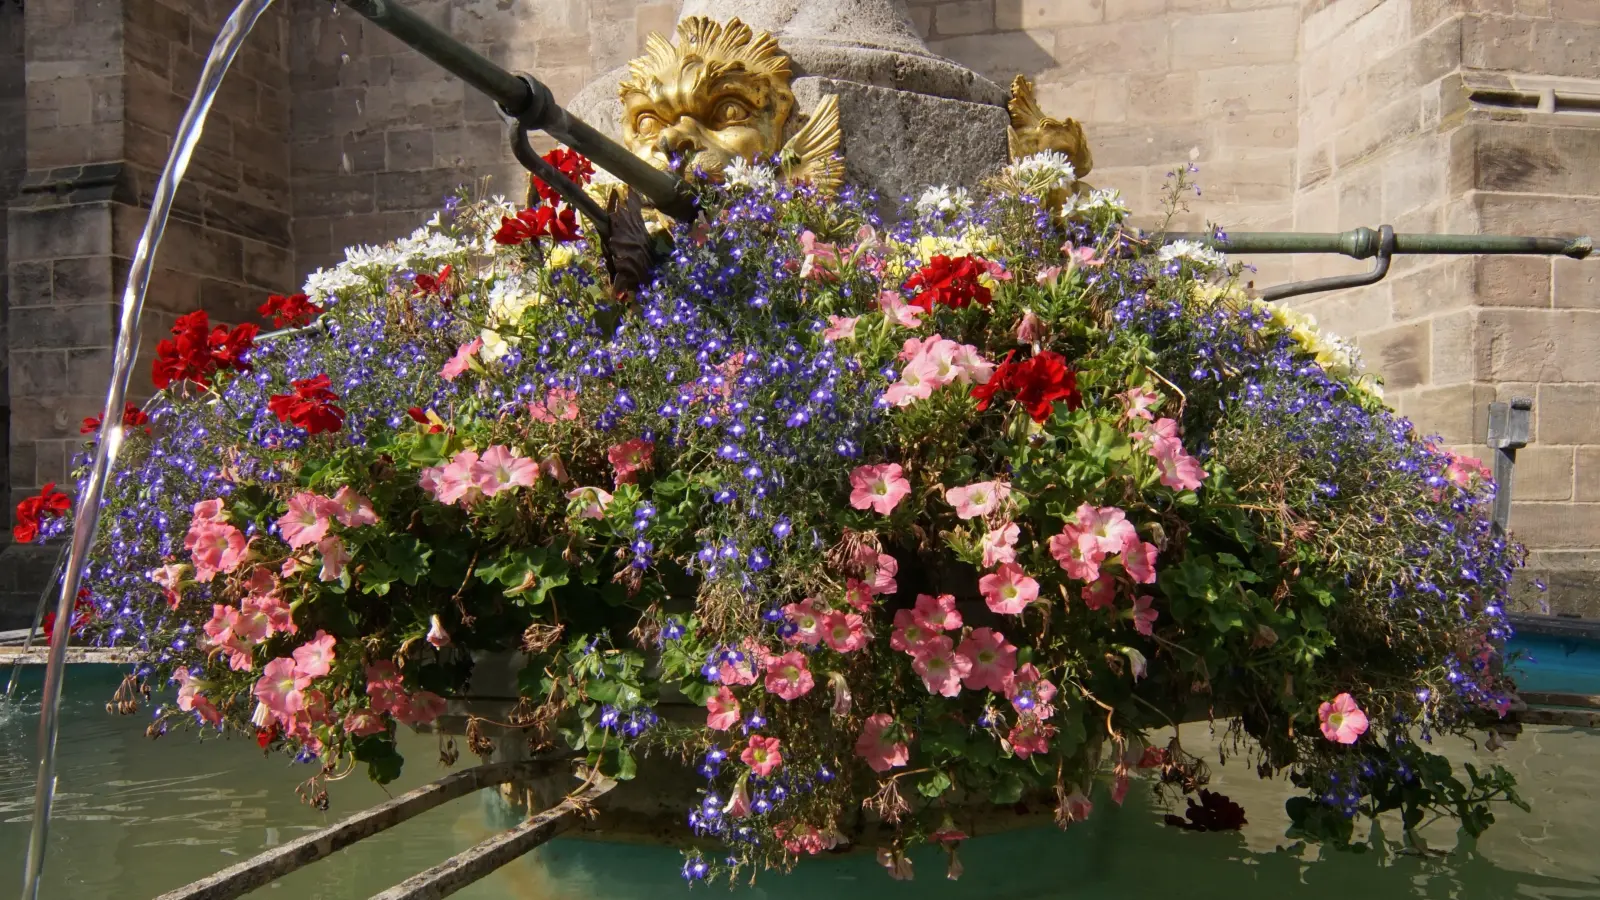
[2,666,1599,899]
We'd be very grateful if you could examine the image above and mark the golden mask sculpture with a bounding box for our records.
[618,16,844,193]
[1007,74,1093,179]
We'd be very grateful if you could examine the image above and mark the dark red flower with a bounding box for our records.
[151,311,257,389]
[533,148,594,204]
[14,482,71,544]
[258,292,323,328]
[256,722,278,749]
[969,350,1081,423]
[267,374,346,435]
[492,205,581,246]
[494,207,546,246]
[82,402,151,435]
[413,265,453,299]
[903,254,992,311]
[41,590,94,643]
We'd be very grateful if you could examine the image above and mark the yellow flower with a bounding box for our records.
[547,244,576,271]
[479,328,513,362]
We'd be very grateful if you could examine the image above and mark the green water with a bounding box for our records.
[3,666,1598,899]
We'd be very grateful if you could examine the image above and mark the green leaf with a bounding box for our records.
[680,681,718,706]
[615,748,638,781]
[990,772,1024,804]
[917,771,953,798]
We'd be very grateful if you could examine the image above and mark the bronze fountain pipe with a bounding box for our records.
[1163,227,1592,260]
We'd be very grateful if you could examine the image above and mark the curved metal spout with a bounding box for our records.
[1163,228,1593,260]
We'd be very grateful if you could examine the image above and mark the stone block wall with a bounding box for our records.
[1293,0,1600,613]
[286,0,680,276]
[1,0,26,513]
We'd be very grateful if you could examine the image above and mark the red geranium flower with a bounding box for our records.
[903,254,992,311]
[151,311,258,390]
[258,292,323,328]
[82,402,152,435]
[267,374,346,435]
[492,205,581,246]
[970,350,1081,423]
[533,148,595,204]
[407,406,444,434]
[14,482,72,544]
[256,722,279,749]
[42,589,94,643]
[413,265,453,299]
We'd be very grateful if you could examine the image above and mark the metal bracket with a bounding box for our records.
[506,119,613,239]
[1487,397,1533,537]
[1258,225,1396,302]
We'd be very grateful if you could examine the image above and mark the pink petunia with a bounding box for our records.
[980,562,1039,615]
[782,598,826,646]
[946,480,1010,519]
[1048,529,1105,582]
[1061,789,1093,825]
[871,552,899,595]
[418,465,445,498]
[436,450,485,506]
[878,289,924,328]
[173,667,220,724]
[440,338,481,381]
[186,520,249,583]
[539,454,569,482]
[1016,309,1045,342]
[529,387,580,423]
[397,691,446,726]
[844,579,876,612]
[276,491,333,550]
[148,563,188,609]
[1119,386,1160,421]
[1074,503,1138,556]
[890,608,933,654]
[426,614,452,649]
[607,438,655,485]
[911,635,971,697]
[957,627,1017,694]
[329,486,378,528]
[292,630,337,679]
[365,662,406,715]
[981,521,1020,568]
[823,315,859,342]
[765,651,816,701]
[1008,719,1055,759]
[855,713,910,773]
[253,656,309,722]
[317,534,350,582]
[882,356,940,407]
[1318,693,1369,744]
[706,685,741,731]
[343,706,387,737]
[474,444,540,496]
[822,610,869,653]
[849,463,911,516]
[192,498,227,525]
[717,641,761,686]
[1081,575,1117,610]
[1132,594,1159,636]
[565,486,613,520]
[1121,540,1159,585]
[742,734,783,776]
[1154,447,1208,492]
[913,592,963,632]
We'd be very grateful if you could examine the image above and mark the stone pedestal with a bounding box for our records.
[566,0,1010,203]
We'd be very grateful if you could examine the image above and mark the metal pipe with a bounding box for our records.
[1163,228,1592,260]
[337,0,698,222]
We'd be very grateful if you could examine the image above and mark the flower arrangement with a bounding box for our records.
[44,152,1526,881]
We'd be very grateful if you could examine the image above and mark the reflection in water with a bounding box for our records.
[1,666,1598,899]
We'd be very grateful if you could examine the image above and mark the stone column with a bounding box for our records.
[566,0,1012,202]
[1294,0,1600,614]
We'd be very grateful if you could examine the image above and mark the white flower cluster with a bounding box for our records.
[1004,150,1077,193]
[342,243,405,271]
[1061,188,1129,220]
[915,185,972,218]
[301,266,367,305]
[1157,239,1227,271]
[722,158,778,191]
[394,226,465,266]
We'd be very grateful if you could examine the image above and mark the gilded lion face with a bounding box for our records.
[619,17,795,178]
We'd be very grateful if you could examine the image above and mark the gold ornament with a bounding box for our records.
[1007,74,1093,178]
[618,16,844,193]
